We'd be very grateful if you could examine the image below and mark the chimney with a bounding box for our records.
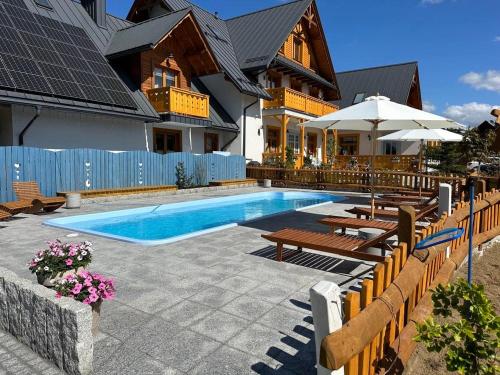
[81,0,107,28]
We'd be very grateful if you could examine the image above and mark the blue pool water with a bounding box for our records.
[45,192,343,245]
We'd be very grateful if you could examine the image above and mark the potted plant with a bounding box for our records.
[54,271,115,336]
[28,240,93,287]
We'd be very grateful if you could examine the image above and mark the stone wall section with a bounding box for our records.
[0,267,93,375]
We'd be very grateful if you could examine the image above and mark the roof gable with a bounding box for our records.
[226,0,312,71]
[334,62,419,109]
[106,9,191,58]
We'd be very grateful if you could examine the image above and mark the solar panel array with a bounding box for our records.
[0,0,137,109]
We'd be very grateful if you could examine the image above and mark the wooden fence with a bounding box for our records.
[319,188,500,374]
[0,147,245,202]
[247,167,464,196]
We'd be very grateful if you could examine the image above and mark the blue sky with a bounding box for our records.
[107,0,499,126]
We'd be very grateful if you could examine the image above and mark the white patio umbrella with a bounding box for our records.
[304,95,463,218]
[378,129,463,196]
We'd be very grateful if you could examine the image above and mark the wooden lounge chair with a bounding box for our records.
[346,203,438,220]
[0,209,11,221]
[0,200,34,215]
[262,227,396,263]
[318,216,397,234]
[13,181,66,213]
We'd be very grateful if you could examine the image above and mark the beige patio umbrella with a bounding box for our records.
[304,95,463,218]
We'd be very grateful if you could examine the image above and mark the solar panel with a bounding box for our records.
[0,0,137,109]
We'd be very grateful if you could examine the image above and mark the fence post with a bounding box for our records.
[310,281,344,375]
[439,183,453,258]
[398,206,416,252]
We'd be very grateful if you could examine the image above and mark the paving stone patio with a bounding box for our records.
[0,187,379,374]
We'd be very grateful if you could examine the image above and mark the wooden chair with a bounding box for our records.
[0,209,11,221]
[0,200,34,215]
[262,227,396,263]
[318,216,397,234]
[346,203,438,220]
[12,181,66,213]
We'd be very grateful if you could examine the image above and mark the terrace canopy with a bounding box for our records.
[304,95,463,218]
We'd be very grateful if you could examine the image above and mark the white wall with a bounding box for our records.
[9,105,148,151]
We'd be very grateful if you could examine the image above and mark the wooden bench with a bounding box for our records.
[209,179,258,187]
[57,185,177,199]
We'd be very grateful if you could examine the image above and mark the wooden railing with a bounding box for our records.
[319,188,500,374]
[263,87,338,117]
[262,154,418,171]
[247,167,464,196]
[146,87,210,118]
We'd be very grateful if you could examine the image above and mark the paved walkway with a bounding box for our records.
[0,187,377,374]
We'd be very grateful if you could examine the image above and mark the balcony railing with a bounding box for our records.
[263,87,338,117]
[147,87,210,119]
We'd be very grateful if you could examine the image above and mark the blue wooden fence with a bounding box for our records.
[0,147,246,202]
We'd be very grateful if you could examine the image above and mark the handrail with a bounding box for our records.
[263,87,338,117]
[146,87,210,118]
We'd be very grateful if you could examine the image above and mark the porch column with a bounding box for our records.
[322,129,328,164]
[281,115,289,161]
[299,121,305,168]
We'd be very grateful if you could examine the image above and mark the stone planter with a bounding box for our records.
[37,267,84,288]
[263,179,272,188]
[91,301,102,336]
[65,193,81,209]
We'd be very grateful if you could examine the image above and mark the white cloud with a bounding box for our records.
[423,100,436,112]
[459,70,500,93]
[443,102,498,126]
[421,0,445,4]
[495,36,500,42]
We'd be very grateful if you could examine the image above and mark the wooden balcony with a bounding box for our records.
[147,87,210,119]
[263,87,338,117]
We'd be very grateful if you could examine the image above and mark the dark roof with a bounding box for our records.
[0,0,158,121]
[161,0,271,99]
[106,9,191,58]
[191,78,239,132]
[272,55,336,90]
[334,62,418,109]
[226,0,312,71]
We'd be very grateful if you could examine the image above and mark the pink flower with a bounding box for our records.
[88,287,97,294]
[82,298,91,305]
[83,277,93,287]
[71,283,82,295]
[89,293,99,303]
[55,292,62,299]
[68,249,77,257]
[98,283,106,290]
[65,258,73,267]
[65,273,76,281]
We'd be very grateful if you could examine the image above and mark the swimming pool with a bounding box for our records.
[45,191,343,245]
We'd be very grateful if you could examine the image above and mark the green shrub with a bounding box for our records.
[175,162,193,189]
[415,279,499,374]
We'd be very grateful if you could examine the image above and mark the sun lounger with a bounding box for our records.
[0,210,11,221]
[0,200,34,215]
[318,216,397,234]
[13,181,66,213]
[346,203,438,220]
[262,227,396,263]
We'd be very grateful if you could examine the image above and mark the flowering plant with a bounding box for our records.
[28,240,93,278]
[54,271,115,306]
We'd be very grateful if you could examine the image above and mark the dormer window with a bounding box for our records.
[34,0,53,9]
[353,92,366,105]
[293,37,303,63]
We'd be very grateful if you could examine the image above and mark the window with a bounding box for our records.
[204,133,219,153]
[166,70,178,87]
[293,37,303,62]
[382,141,401,155]
[352,92,366,105]
[339,135,359,155]
[287,132,300,154]
[34,0,52,9]
[266,72,282,89]
[266,128,280,153]
[153,68,164,89]
[153,128,182,154]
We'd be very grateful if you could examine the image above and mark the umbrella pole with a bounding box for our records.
[419,139,423,198]
[370,122,378,219]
